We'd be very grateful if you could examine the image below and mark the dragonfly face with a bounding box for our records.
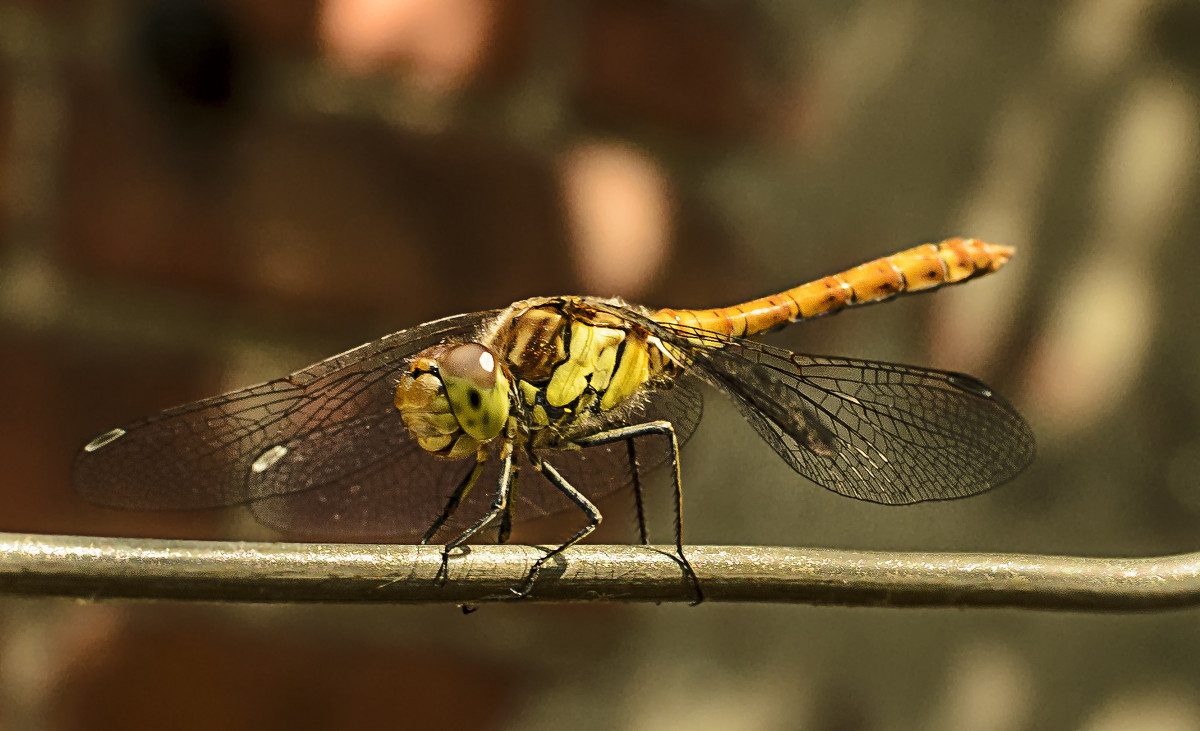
[394,342,509,459]
[73,238,1035,600]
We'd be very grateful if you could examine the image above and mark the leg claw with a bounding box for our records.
[509,562,543,599]
[433,550,451,587]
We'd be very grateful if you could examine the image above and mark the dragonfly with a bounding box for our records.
[73,237,1035,600]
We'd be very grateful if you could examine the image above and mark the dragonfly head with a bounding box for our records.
[395,343,510,456]
[438,343,511,440]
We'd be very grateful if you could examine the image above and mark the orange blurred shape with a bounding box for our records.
[319,0,494,91]
[1023,253,1153,434]
[560,141,672,299]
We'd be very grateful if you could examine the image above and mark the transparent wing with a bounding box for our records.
[691,338,1034,504]
[72,310,502,513]
[584,300,1034,505]
[251,380,704,541]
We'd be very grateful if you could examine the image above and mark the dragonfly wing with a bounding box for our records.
[691,341,1034,504]
[245,412,482,540]
[569,300,1034,504]
[255,381,703,542]
[72,310,501,512]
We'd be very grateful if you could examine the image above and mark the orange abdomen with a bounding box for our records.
[653,238,1014,338]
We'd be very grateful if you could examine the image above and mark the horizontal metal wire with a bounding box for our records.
[2,531,1199,610]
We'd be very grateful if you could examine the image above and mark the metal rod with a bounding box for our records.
[2,532,1199,610]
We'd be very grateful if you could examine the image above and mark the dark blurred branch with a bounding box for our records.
[3,532,1200,610]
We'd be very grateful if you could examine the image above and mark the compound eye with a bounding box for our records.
[438,343,509,441]
[440,343,498,389]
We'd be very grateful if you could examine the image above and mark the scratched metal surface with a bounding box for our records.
[4,533,1200,610]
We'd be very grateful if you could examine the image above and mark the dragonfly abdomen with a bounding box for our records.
[653,238,1013,338]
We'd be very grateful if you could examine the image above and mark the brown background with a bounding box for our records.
[2,1,1200,729]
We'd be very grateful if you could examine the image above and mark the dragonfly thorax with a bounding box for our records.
[395,297,676,459]
[494,298,675,440]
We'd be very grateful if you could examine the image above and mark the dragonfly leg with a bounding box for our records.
[421,446,488,546]
[626,438,650,545]
[571,420,703,605]
[497,462,519,545]
[513,454,602,599]
[433,439,516,586]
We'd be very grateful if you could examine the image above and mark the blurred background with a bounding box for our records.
[1,0,1199,728]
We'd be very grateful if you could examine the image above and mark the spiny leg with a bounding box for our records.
[571,420,703,604]
[497,463,520,545]
[422,446,488,546]
[514,453,602,599]
[434,439,516,585]
[627,438,650,545]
